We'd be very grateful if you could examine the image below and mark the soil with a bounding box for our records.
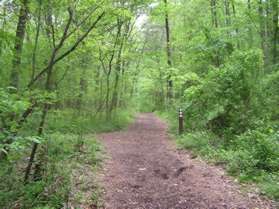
[98,113,276,209]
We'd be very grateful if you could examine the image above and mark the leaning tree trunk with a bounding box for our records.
[24,50,56,183]
[10,0,29,89]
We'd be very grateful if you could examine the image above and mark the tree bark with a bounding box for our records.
[24,8,74,183]
[31,0,42,81]
[247,0,254,47]
[258,0,269,66]
[163,0,173,103]
[231,0,240,48]
[210,0,221,66]
[211,0,218,28]
[271,0,278,64]
[224,0,231,28]
[10,0,29,89]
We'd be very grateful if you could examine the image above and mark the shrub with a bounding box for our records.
[184,50,264,135]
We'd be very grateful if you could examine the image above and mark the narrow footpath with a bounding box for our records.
[98,113,275,209]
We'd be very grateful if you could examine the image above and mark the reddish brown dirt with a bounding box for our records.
[98,113,276,209]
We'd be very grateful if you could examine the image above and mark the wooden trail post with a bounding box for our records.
[178,108,184,135]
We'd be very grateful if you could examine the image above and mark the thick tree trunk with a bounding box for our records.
[10,0,29,89]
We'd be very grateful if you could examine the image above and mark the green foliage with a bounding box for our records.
[44,108,135,134]
[166,113,279,201]
[0,0,278,205]
[184,50,263,135]
[0,132,103,209]
[228,128,279,175]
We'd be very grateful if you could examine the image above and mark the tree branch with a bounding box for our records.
[28,12,105,88]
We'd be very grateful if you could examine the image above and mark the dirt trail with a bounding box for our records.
[98,113,275,209]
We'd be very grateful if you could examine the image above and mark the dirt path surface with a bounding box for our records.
[98,113,275,209]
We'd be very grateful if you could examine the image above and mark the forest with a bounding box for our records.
[0,0,278,208]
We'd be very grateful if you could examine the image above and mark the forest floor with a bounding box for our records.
[97,113,276,209]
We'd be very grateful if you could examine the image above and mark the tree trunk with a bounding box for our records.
[258,0,269,67]
[247,0,254,47]
[0,4,7,55]
[105,76,111,119]
[31,0,42,81]
[271,0,278,64]
[210,0,221,66]
[231,0,240,48]
[163,0,173,103]
[224,0,231,28]
[211,0,218,28]
[10,0,29,89]
[24,103,49,183]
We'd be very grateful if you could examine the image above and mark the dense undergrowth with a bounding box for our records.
[0,109,134,209]
[142,28,279,201]
[157,108,279,201]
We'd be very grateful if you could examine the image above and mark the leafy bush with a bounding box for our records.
[228,128,279,176]
[172,126,279,200]
[44,108,135,134]
[0,131,103,209]
[177,131,216,151]
[184,50,263,135]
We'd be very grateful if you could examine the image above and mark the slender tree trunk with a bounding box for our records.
[10,0,29,89]
[24,104,48,182]
[271,0,278,64]
[265,0,272,65]
[211,0,218,28]
[0,5,7,55]
[224,0,231,28]
[163,0,173,103]
[77,68,87,110]
[231,0,240,48]
[258,0,269,66]
[247,0,254,47]
[24,46,57,182]
[210,0,221,66]
[105,75,111,119]
[24,7,73,182]
[31,0,42,81]
[110,20,128,112]
[110,67,120,113]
